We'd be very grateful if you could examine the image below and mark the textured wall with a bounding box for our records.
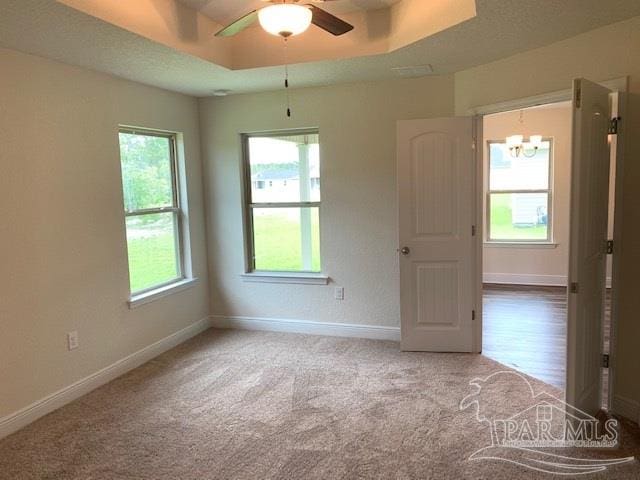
[0,48,209,417]
[199,76,455,328]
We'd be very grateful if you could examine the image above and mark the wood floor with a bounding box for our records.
[482,284,568,390]
[482,284,612,404]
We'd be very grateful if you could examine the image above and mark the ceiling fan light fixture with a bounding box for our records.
[258,4,313,38]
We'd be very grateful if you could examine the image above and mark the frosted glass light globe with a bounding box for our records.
[258,4,313,38]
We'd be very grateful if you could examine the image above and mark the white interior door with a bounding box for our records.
[566,78,611,414]
[397,117,475,352]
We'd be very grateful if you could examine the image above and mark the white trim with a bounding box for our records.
[467,77,628,116]
[482,274,612,288]
[483,273,567,286]
[612,395,640,425]
[473,115,484,354]
[484,242,559,249]
[211,315,400,341]
[606,90,627,420]
[0,317,211,440]
[240,272,329,285]
[128,277,198,308]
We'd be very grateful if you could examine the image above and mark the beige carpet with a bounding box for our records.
[0,329,638,479]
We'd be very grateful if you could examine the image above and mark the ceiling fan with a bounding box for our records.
[215,0,354,38]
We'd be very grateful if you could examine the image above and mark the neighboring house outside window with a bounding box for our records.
[486,140,553,242]
[118,128,188,294]
[243,130,321,273]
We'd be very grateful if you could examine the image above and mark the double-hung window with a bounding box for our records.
[118,128,185,294]
[487,140,553,242]
[243,130,321,273]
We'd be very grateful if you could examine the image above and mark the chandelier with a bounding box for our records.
[506,110,543,158]
[506,134,543,158]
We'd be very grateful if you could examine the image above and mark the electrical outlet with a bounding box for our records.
[67,331,79,351]
[334,287,345,301]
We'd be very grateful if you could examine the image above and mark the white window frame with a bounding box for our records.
[485,138,554,244]
[240,129,327,284]
[119,127,196,304]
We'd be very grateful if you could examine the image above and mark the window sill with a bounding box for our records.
[241,272,329,285]
[484,242,558,249]
[128,278,198,309]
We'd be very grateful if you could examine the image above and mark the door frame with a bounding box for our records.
[466,77,628,410]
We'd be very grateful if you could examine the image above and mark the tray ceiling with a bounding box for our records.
[1,0,640,96]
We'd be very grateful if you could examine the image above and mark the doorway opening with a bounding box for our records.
[480,102,572,393]
[479,99,617,406]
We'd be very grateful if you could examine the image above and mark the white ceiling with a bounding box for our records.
[175,0,400,26]
[2,0,640,97]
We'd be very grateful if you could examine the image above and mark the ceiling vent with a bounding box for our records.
[392,64,434,78]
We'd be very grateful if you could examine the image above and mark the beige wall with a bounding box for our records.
[3,13,640,425]
[482,105,572,285]
[199,76,454,328]
[455,15,640,419]
[0,48,209,418]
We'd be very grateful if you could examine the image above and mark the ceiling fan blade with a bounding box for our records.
[215,10,259,37]
[307,5,354,36]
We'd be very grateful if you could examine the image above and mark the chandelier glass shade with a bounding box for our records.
[506,134,543,158]
[258,4,313,38]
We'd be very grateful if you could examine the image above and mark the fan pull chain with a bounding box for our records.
[284,37,291,118]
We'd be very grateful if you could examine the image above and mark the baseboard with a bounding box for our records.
[612,395,640,425]
[210,315,400,342]
[0,317,211,440]
[483,273,567,287]
[483,273,612,288]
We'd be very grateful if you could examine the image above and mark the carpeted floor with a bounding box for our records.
[1,328,638,479]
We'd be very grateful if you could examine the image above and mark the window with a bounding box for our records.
[487,140,553,242]
[118,128,185,294]
[243,130,321,273]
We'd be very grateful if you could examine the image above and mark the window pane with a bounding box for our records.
[253,207,320,272]
[248,134,320,203]
[119,132,174,211]
[489,141,550,191]
[126,212,180,292]
[489,193,548,241]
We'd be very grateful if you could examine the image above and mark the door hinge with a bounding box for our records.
[570,282,579,294]
[607,240,614,255]
[472,225,477,237]
[575,84,582,108]
[602,354,610,368]
[609,117,621,135]
[472,139,477,150]
[472,310,476,321]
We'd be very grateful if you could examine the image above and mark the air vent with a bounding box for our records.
[392,64,434,78]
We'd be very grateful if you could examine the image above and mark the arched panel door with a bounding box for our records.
[397,118,475,352]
